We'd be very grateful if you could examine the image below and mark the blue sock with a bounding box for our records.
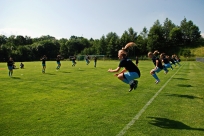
[152,73,159,80]
[122,79,129,84]
[163,67,168,72]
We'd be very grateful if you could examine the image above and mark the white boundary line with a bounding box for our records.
[116,64,184,136]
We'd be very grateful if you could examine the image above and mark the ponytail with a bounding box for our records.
[119,42,136,57]
[122,42,136,50]
[153,50,160,56]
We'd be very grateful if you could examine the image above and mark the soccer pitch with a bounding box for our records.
[0,60,204,136]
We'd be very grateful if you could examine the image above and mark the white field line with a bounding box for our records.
[116,64,184,136]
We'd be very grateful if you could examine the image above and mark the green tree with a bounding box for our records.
[120,30,131,47]
[105,32,119,57]
[128,27,137,42]
[15,35,26,46]
[180,17,201,46]
[33,40,60,59]
[97,35,107,55]
[169,27,183,46]
[0,35,7,45]
[136,27,149,56]
[147,20,165,51]
[59,38,69,57]
[162,18,176,46]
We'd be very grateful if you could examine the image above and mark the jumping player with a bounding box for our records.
[174,55,181,66]
[7,57,14,77]
[40,55,47,73]
[148,50,164,84]
[160,53,171,73]
[108,42,140,92]
[56,55,61,70]
[167,55,176,69]
[85,55,90,65]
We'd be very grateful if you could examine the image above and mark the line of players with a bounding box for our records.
[6,51,181,78]
[6,44,181,93]
[41,54,98,73]
[107,42,181,92]
[7,55,97,76]
[148,50,181,84]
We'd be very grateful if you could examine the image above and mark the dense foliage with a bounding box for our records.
[0,18,203,61]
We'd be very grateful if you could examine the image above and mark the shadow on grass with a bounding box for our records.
[165,94,203,99]
[78,69,85,71]
[177,84,193,87]
[175,74,186,75]
[11,77,21,79]
[173,77,189,80]
[61,71,71,73]
[148,117,204,131]
[45,73,56,75]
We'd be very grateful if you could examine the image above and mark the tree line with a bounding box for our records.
[0,18,203,62]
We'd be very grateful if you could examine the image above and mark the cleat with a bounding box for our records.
[129,80,138,92]
[164,70,169,74]
[155,80,160,84]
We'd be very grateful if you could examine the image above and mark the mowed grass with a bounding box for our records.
[0,60,204,136]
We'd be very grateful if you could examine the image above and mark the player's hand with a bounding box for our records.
[108,69,112,72]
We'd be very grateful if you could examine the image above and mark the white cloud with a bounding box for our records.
[0,28,43,38]
[201,33,204,38]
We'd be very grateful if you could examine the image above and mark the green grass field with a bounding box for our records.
[0,60,204,136]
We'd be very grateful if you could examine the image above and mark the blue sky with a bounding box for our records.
[0,0,204,39]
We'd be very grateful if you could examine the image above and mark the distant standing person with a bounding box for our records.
[7,57,14,77]
[40,55,47,73]
[72,56,77,66]
[135,56,139,66]
[94,56,97,67]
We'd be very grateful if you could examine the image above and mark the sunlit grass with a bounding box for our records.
[0,60,204,136]
[191,46,204,57]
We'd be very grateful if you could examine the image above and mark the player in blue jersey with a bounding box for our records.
[85,55,90,65]
[56,55,62,70]
[40,55,47,73]
[7,57,14,77]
